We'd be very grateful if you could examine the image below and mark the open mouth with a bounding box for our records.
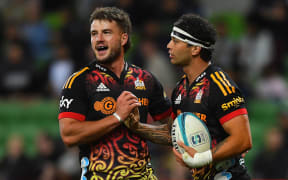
[96,46,108,52]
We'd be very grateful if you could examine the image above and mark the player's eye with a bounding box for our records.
[172,38,179,43]
[91,31,97,36]
[103,30,112,34]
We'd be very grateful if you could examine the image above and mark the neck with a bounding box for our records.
[99,53,125,78]
[99,60,125,78]
[183,58,210,85]
[110,58,125,78]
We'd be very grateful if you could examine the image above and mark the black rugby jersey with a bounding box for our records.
[58,61,171,179]
[171,64,249,176]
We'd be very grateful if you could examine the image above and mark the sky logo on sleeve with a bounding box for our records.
[60,96,74,109]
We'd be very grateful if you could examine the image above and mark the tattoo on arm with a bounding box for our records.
[135,124,172,145]
[132,118,173,146]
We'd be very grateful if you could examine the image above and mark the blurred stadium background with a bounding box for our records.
[0,0,288,179]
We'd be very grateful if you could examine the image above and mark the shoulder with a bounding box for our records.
[129,64,150,73]
[207,65,238,96]
[63,65,90,89]
[128,63,155,79]
[175,74,186,87]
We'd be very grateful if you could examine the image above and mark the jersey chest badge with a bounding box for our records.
[175,94,182,105]
[134,78,146,90]
[194,89,203,103]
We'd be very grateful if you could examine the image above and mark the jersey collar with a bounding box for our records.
[185,62,212,90]
[93,60,129,83]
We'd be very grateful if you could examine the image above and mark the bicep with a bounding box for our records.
[222,114,251,138]
[59,117,82,147]
[221,114,252,153]
[59,117,82,140]
[211,115,252,162]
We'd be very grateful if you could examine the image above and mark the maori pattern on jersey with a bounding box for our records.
[189,77,210,98]
[175,77,210,99]
[124,67,152,89]
[89,127,152,179]
[177,78,187,98]
[87,70,117,90]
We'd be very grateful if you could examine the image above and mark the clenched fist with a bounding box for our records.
[123,107,140,130]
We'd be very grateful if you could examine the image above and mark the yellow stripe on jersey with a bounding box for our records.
[64,74,74,89]
[65,67,89,89]
[219,71,235,93]
[210,74,227,96]
[215,72,232,94]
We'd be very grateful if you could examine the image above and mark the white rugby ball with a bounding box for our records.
[171,112,211,154]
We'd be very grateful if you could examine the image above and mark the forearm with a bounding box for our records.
[181,135,250,168]
[211,137,242,162]
[131,122,172,145]
[212,131,252,162]
[59,116,120,147]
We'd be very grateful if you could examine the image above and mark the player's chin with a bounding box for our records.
[96,56,110,64]
[170,58,176,64]
[96,55,106,61]
[170,59,181,66]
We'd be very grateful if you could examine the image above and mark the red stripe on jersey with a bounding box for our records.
[171,112,176,120]
[219,108,248,124]
[58,112,86,121]
[152,107,172,121]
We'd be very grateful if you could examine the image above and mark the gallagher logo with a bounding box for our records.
[94,97,116,114]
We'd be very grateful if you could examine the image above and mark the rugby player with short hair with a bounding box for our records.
[168,14,252,180]
[126,14,253,180]
[58,7,171,179]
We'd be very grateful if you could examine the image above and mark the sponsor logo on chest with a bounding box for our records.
[96,83,110,92]
[94,97,116,115]
[175,94,181,105]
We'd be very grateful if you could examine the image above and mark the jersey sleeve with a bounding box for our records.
[58,68,89,121]
[147,73,172,121]
[209,70,248,125]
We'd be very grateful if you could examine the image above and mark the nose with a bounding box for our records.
[95,33,104,41]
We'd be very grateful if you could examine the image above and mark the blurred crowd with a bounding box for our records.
[0,131,79,180]
[0,0,288,179]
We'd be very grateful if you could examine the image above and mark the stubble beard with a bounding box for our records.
[171,57,190,67]
[96,43,122,65]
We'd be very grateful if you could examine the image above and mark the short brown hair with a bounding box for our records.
[90,7,132,52]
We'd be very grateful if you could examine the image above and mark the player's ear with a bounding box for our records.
[191,46,201,56]
[121,33,128,46]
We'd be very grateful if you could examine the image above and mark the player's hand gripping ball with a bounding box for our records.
[171,112,212,154]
